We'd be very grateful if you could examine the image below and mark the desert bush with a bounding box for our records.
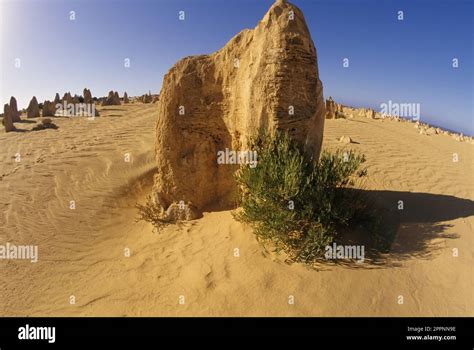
[234,132,377,263]
[136,195,169,232]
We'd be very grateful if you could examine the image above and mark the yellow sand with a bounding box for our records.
[0,106,472,316]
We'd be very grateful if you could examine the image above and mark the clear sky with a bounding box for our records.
[1,0,472,135]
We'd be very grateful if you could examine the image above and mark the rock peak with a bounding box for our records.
[259,0,313,44]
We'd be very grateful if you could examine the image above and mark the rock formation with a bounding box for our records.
[324,98,345,119]
[83,88,93,104]
[152,0,325,214]
[342,106,355,118]
[356,108,375,119]
[62,92,73,104]
[3,103,16,132]
[335,103,345,118]
[325,97,336,119]
[27,96,40,118]
[138,93,153,103]
[42,100,56,117]
[102,91,121,106]
[9,96,21,122]
[368,109,375,119]
[54,93,61,105]
[123,92,129,104]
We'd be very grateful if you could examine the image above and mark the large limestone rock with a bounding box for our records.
[9,96,21,122]
[152,0,325,213]
[83,88,93,104]
[123,92,129,104]
[27,96,40,118]
[3,104,16,132]
[102,91,121,106]
[54,93,61,105]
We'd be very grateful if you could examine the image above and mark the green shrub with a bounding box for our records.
[234,132,374,263]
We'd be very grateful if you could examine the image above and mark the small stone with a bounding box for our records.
[164,202,199,222]
[339,135,352,144]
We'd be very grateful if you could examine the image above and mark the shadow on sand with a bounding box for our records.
[15,119,37,124]
[316,189,474,270]
[8,121,59,132]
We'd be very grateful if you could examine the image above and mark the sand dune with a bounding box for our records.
[0,106,472,316]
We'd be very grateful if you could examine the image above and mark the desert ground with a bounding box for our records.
[0,104,472,316]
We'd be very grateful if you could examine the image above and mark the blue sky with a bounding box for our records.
[1,0,473,134]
